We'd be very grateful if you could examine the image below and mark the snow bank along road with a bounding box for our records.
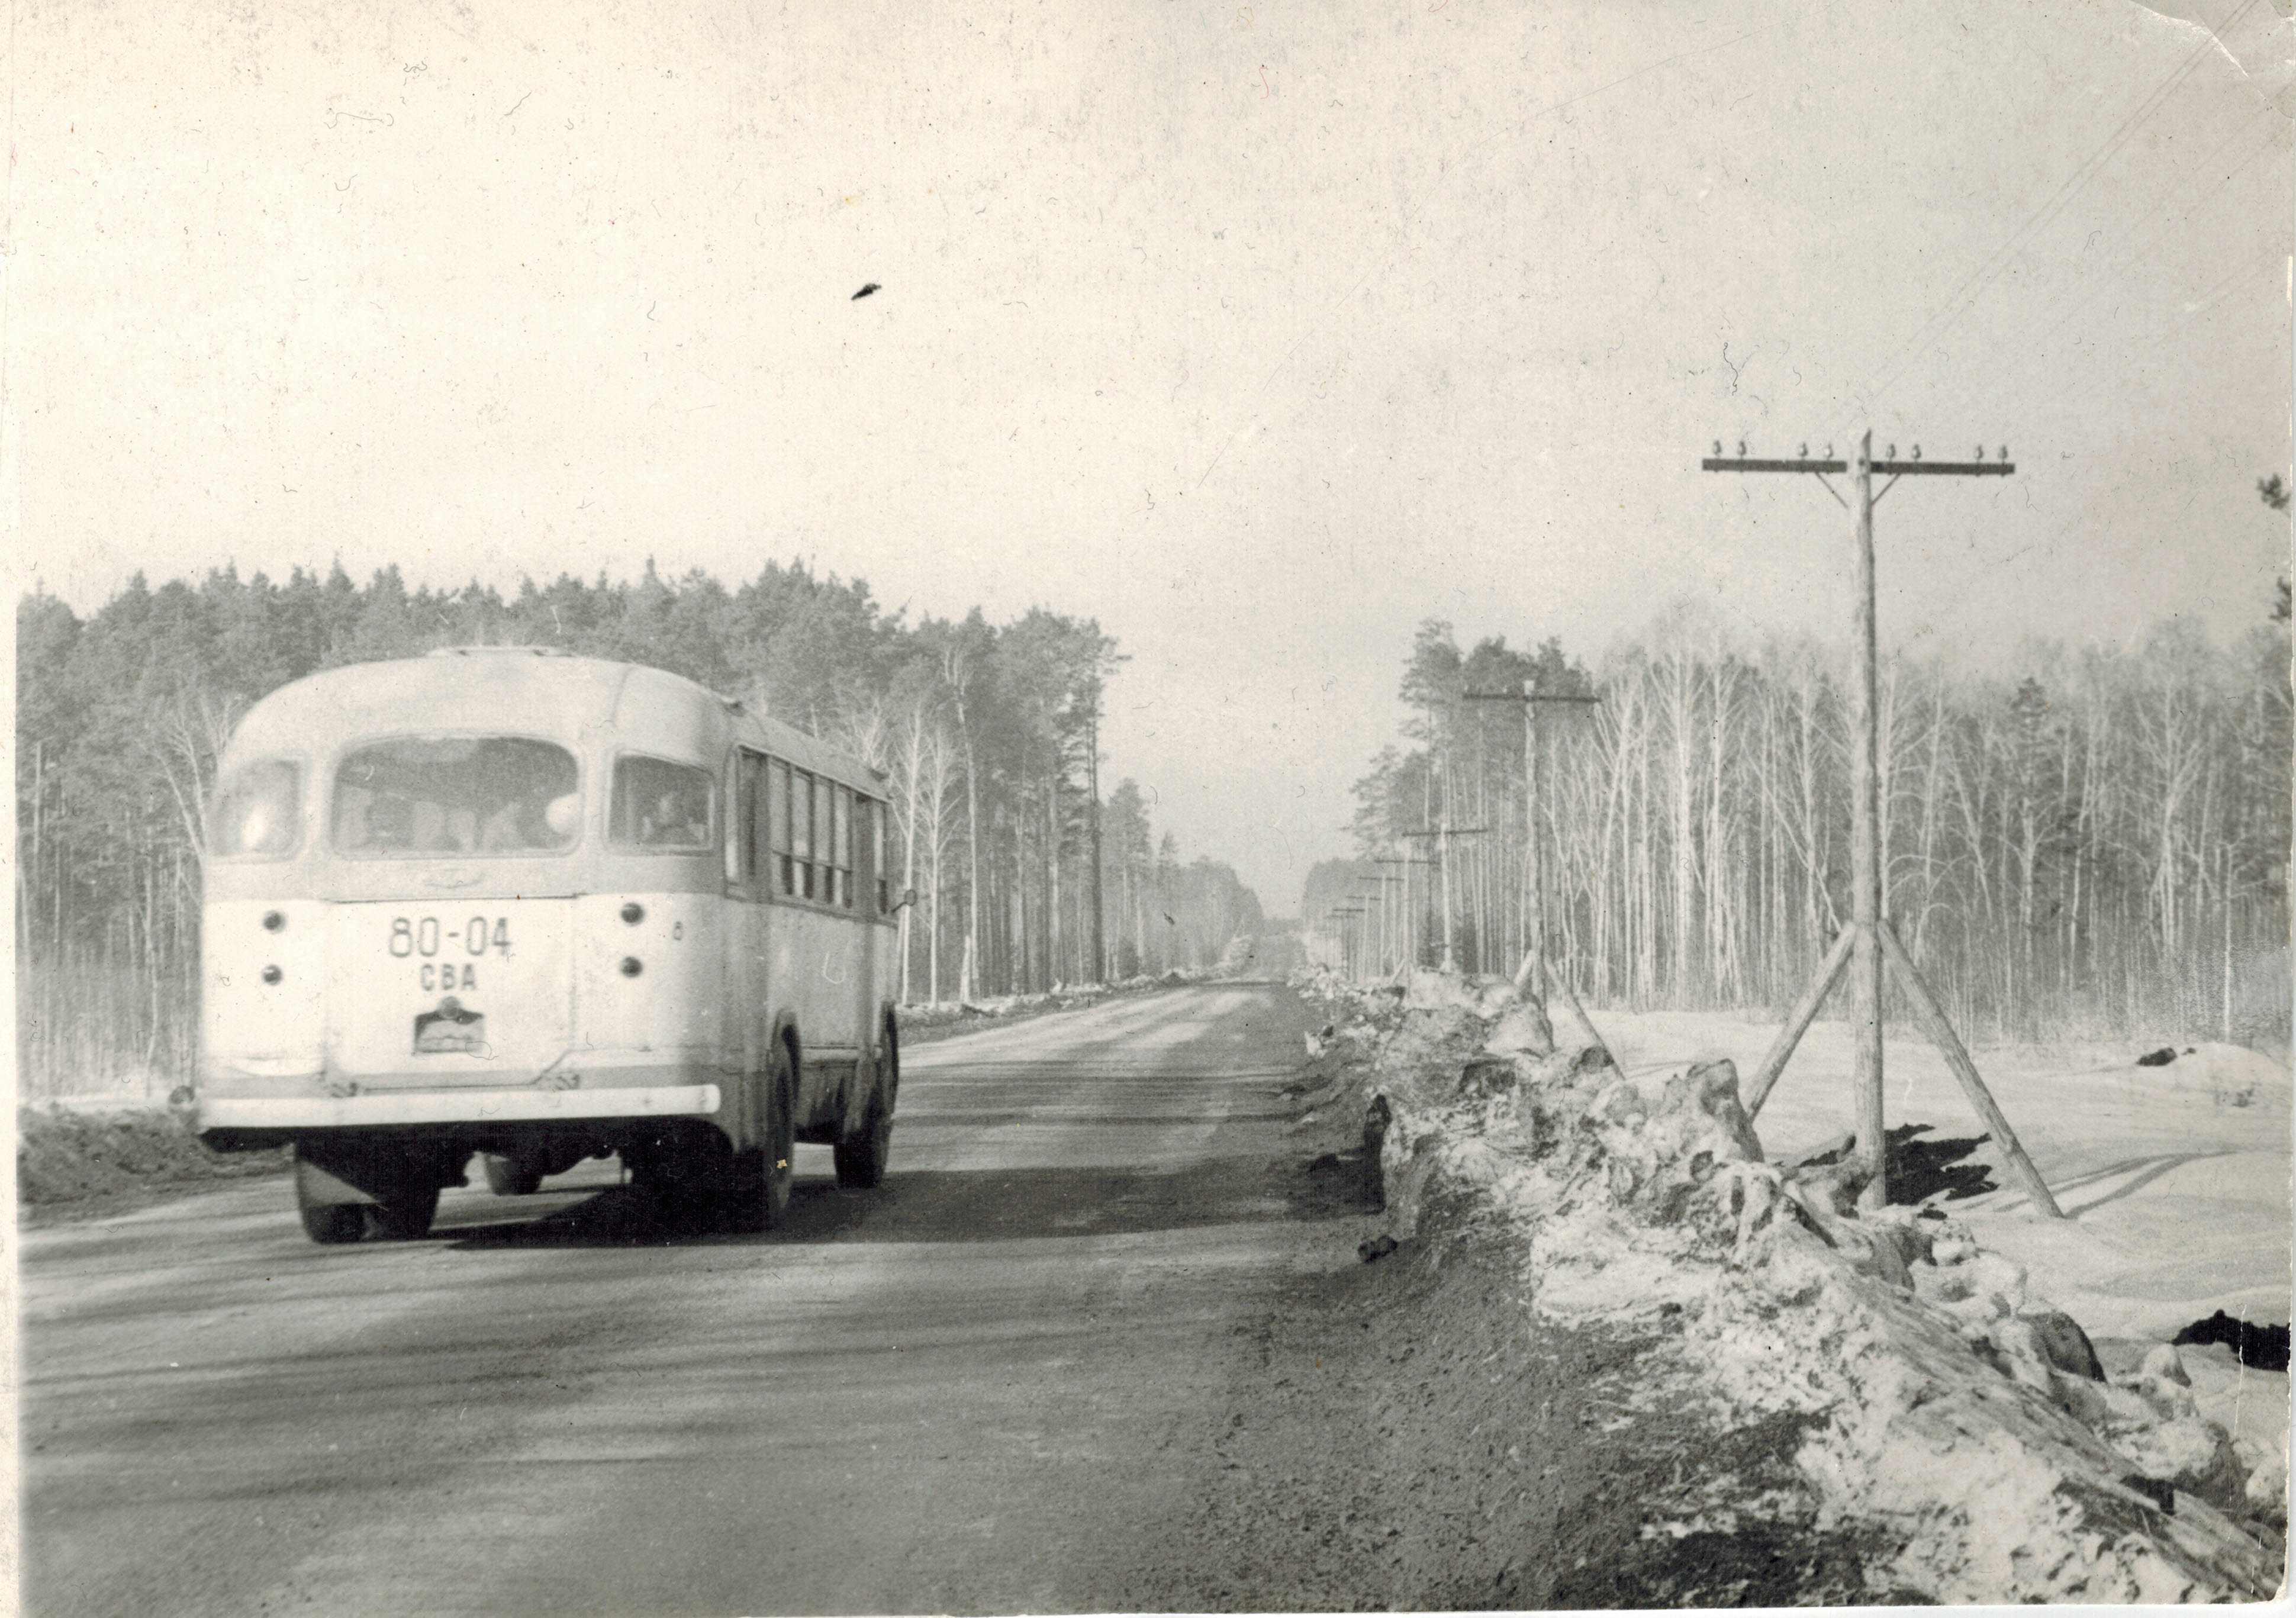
[21,984,1383,1617]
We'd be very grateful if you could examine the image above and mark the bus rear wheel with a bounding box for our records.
[300,1203,367,1245]
[294,1142,441,1243]
[729,1042,797,1233]
[372,1183,441,1239]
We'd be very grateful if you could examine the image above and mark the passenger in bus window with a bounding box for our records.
[479,753,580,852]
[640,785,710,847]
[364,794,416,850]
[479,795,524,852]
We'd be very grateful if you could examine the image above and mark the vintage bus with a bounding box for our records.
[188,647,903,1243]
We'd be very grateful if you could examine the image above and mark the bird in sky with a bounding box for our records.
[852,282,880,300]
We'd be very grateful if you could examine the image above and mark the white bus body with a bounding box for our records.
[191,649,901,1242]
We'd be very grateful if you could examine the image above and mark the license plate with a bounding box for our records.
[414,1003,487,1055]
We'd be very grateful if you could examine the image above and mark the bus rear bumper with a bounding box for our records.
[194,1084,722,1133]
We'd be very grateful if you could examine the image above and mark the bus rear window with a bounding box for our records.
[213,760,301,858]
[610,756,717,851]
[334,738,579,856]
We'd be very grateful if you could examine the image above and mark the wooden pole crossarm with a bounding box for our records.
[1700,454,2014,478]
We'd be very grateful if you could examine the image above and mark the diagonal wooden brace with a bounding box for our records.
[1744,927,1856,1119]
[1878,919,2065,1219]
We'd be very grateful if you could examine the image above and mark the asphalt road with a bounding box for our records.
[21,984,1341,1617]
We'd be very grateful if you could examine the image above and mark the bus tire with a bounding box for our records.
[833,1084,891,1190]
[726,1041,797,1233]
[300,1203,368,1245]
[760,1039,796,1229]
[295,1148,372,1243]
[484,1153,545,1197]
[373,1182,441,1240]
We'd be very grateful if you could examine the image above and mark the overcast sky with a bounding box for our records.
[9,0,2290,917]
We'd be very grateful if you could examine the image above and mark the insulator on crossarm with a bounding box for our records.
[1737,440,1748,457]
[1912,444,1922,460]
[1799,443,1809,457]
[1712,440,1722,456]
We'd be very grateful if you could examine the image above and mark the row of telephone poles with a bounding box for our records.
[1320,679,1595,984]
[1315,429,2063,1217]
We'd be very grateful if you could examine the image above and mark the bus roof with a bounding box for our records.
[219,650,887,792]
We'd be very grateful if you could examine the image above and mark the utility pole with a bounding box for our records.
[1464,679,1602,998]
[1329,905,1367,979]
[1085,694,1106,985]
[1400,824,1489,972]
[1702,433,2060,1217]
[1375,856,1429,978]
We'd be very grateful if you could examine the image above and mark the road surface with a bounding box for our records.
[21,984,1342,1617]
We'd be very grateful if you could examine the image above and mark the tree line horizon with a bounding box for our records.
[1310,571,2291,1046]
[14,560,1265,1095]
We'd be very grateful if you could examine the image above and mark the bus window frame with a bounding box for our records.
[768,757,793,895]
[211,756,307,863]
[830,785,854,909]
[747,754,890,920]
[327,732,586,860]
[728,747,768,890]
[606,750,719,855]
[790,766,814,899]
[869,798,889,914]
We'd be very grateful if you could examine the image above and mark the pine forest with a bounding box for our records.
[14,563,1265,1096]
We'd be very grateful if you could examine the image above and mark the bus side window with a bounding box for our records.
[791,768,814,900]
[833,785,854,909]
[813,776,833,904]
[769,758,792,895]
[740,752,770,889]
[730,751,764,887]
[870,799,888,914]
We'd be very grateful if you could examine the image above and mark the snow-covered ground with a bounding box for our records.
[1326,974,2289,1597]
[1591,1004,2292,1473]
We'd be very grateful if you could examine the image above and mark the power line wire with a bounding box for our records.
[1857,0,2264,411]
[1925,107,2286,421]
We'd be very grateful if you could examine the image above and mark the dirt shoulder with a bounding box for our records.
[1134,1184,1912,1610]
[17,1104,289,1227]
